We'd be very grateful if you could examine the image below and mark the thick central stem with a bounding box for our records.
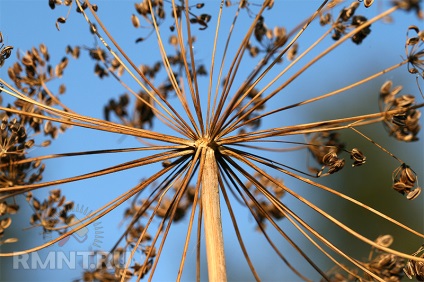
[201,146,227,281]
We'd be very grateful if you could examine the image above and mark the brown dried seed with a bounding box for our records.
[3,238,18,244]
[350,148,366,166]
[0,202,6,216]
[41,140,51,148]
[322,152,338,165]
[395,94,415,107]
[287,43,298,61]
[407,37,420,45]
[33,199,40,210]
[328,159,345,174]
[1,217,11,229]
[6,204,18,214]
[59,84,66,94]
[56,17,66,31]
[21,54,33,66]
[405,166,417,182]
[131,14,140,28]
[415,261,424,276]
[364,0,374,8]
[408,25,420,34]
[169,35,178,46]
[1,46,13,60]
[375,234,394,247]
[392,181,413,191]
[404,261,415,279]
[407,187,421,200]
[378,254,394,267]
[25,139,35,149]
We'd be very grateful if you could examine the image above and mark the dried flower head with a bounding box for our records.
[0,1,424,281]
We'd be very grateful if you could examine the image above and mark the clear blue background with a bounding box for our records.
[1,1,423,281]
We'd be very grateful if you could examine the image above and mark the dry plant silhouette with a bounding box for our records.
[1,0,424,281]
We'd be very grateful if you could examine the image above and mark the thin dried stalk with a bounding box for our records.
[201,147,227,281]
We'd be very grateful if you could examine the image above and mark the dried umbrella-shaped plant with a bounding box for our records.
[1,0,424,281]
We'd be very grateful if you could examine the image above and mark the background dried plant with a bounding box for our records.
[1,0,424,281]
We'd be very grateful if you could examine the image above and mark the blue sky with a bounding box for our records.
[1,1,423,281]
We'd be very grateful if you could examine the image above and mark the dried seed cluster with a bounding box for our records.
[404,244,424,281]
[325,235,405,282]
[26,190,75,236]
[0,32,13,68]
[406,25,424,77]
[104,91,155,129]
[379,80,421,142]
[392,163,421,200]
[0,115,45,188]
[0,201,19,245]
[245,172,285,230]
[1,0,424,281]
[320,2,371,44]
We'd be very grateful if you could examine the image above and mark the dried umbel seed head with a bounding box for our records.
[404,245,424,280]
[392,163,421,199]
[405,25,424,76]
[378,80,421,142]
[317,151,345,177]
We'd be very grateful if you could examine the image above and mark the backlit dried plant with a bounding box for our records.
[1,0,424,281]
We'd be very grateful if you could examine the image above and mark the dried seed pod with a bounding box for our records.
[21,54,33,67]
[350,148,366,167]
[6,204,18,214]
[1,217,11,229]
[394,94,415,108]
[392,113,407,126]
[328,159,345,174]
[400,166,417,184]
[58,84,66,94]
[131,14,140,28]
[404,261,415,279]
[0,202,7,216]
[375,234,394,247]
[380,80,393,96]
[41,140,51,147]
[322,152,338,165]
[407,187,421,200]
[415,261,424,277]
[24,139,34,149]
[364,0,374,8]
[56,17,66,31]
[33,198,40,210]
[287,43,298,61]
[392,181,413,193]
[3,238,18,244]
